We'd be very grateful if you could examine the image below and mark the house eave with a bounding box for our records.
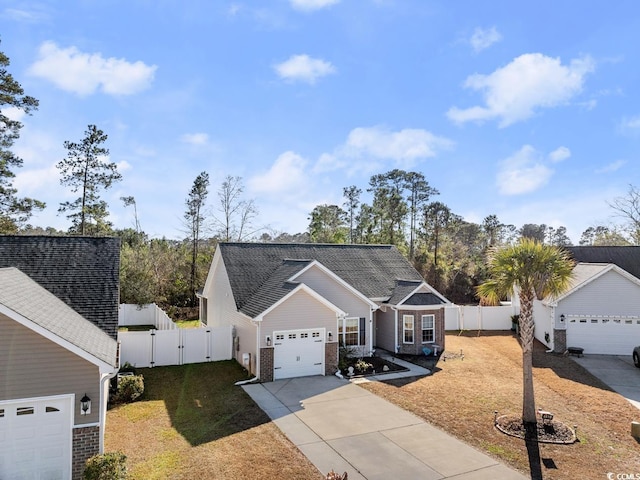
[0,303,118,373]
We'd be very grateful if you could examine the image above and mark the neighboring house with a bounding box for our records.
[199,243,451,382]
[533,246,640,355]
[0,236,120,480]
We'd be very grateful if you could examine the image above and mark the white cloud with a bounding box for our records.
[3,106,26,122]
[447,53,595,127]
[470,26,502,52]
[181,133,209,145]
[549,146,571,162]
[116,160,132,172]
[496,145,553,195]
[289,0,340,11]
[620,115,640,133]
[248,151,308,195]
[274,54,336,84]
[596,159,626,174]
[28,41,157,96]
[343,126,453,161]
[314,126,453,174]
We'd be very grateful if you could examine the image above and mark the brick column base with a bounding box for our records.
[260,347,274,382]
[325,341,338,376]
[72,425,100,480]
[553,329,567,354]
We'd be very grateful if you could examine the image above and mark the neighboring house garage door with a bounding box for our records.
[273,329,325,380]
[566,316,640,355]
[0,395,73,479]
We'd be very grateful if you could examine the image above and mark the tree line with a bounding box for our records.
[4,43,640,310]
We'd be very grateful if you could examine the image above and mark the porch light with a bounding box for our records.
[327,331,333,341]
[560,314,565,323]
[80,394,91,415]
[266,335,272,346]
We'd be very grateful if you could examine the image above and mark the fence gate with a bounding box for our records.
[118,326,233,368]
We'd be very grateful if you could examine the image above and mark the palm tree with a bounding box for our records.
[477,238,574,425]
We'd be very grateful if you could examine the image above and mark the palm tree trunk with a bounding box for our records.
[519,289,537,424]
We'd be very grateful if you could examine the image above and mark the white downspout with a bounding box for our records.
[99,369,117,453]
[255,321,261,379]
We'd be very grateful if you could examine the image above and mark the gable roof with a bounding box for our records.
[566,246,640,280]
[218,243,435,318]
[0,235,120,339]
[0,267,117,368]
[545,262,640,305]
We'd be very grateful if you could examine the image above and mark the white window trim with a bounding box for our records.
[339,317,360,346]
[403,314,414,344]
[421,314,435,344]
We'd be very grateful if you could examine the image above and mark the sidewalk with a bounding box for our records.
[242,374,527,480]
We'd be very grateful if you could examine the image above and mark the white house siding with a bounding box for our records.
[557,269,640,317]
[261,289,338,346]
[375,307,396,352]
[204,253,258,374]
[0,314,101,425]
[532,301,554,348]
[295,267,372,320]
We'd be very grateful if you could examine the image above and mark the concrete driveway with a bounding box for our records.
[243,376,526,480]
[572,354,640,410]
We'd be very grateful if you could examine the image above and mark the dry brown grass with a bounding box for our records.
[105,361,323,480]
[361,331,640,479]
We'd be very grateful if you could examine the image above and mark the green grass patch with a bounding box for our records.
[175,319,203,328]
[130,451,182,480]
[137,361,267,446]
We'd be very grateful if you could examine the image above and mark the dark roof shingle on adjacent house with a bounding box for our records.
[219,243,428,317]
[0,235,120,340]
[566,246,640,280]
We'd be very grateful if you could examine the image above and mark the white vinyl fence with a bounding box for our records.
[119,303,177,330]
[445,304,516,331]
[118,303,233,368]
[119,325,233,368]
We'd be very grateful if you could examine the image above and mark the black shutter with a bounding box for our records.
[359,317,366,346]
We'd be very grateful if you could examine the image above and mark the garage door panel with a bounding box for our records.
[0,396,72,480]
[274,329,325,380]
[566,316,640,355]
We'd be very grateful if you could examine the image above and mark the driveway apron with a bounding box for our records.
[242,375,526,480]
[572,354,640,410]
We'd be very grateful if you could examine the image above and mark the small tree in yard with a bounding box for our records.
[477,238,574,427]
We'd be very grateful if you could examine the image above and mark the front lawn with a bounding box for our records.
[105,361,323,480]
[361,331,640,479]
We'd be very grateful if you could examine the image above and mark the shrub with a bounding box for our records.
[84,452,127,479]
[114,374,144,404]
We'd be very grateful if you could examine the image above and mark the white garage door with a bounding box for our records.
[273,328,325,380]
[566,316,640,355]
[0,395,73,480]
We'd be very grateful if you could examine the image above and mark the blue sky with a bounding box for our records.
[3,0,640,242]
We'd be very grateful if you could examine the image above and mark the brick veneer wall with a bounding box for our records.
[395,308,446,356]
[260,347,274,382]
[325,341,338,375]
[72,425,100,480]
[553,329,567,354]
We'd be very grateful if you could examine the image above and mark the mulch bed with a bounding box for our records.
[341,356,407,377]
[495,414,577,444]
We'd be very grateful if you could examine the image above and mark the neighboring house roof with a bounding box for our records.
[566,246,640,280]
[0,267,118,367]
[218,243,444,318]
[0,235,120,339]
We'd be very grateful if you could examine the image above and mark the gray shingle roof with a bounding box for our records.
[219,243,429,317]
[566,246,640,280]
[0,235,120,339]
[0,267,117,367]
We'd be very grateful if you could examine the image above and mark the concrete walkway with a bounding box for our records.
[242,370,526,479]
